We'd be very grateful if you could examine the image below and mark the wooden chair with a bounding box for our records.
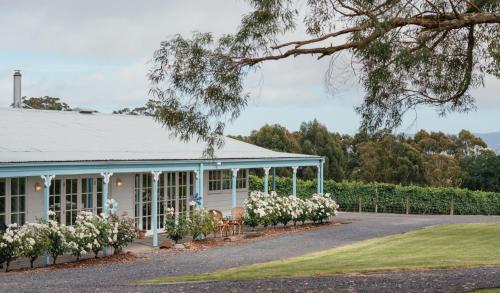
[209,209,231,238]
[231,207,245,235]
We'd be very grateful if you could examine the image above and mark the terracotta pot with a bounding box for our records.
[137,230,146,239]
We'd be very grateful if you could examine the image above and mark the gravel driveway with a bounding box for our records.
[1,212,499,292]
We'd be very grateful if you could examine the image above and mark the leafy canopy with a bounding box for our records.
[148,0,500,156]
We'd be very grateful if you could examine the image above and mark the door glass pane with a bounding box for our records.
[0,179,4,226]
[65,179,78,226]
[10,178,26,225]
[178,172,188,218]
[96,178,103,215]
[158,174,165,229]
[50,179,62,223]
[134,174,140,228]
[81,178,94,212]
[142,174,152,231]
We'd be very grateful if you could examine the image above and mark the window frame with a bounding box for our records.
[207,169,248,193]
[0,177,27,226]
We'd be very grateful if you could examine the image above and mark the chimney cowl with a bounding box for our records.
[13,70,22,108]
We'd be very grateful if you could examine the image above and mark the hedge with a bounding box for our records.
[249,175,500,215]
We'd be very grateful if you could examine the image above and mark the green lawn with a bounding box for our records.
[143,223,500,284]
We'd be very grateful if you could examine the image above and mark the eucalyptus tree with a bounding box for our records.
[148,0,500,156]
[21,96,71,111]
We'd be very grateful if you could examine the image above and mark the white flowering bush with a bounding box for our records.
[308,193,339,223]
[108,214,136,254]
[44,212,78,265]
[0,224,24,271]
[0,205,138,271]
[89,214,112,258]
[68,211,97,260]
[244,191,270,228]
[244,191,339,228]
[20,223,49,268]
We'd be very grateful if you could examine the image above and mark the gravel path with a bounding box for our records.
[1,212,499,292]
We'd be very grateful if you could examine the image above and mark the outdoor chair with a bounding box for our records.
[209,209,231,238]
[230,207,245,236]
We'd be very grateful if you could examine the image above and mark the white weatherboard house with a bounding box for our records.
[0,71,324,249]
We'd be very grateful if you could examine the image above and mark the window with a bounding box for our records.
[10,178,26,225]
[96,178,103,215]
[158,175,165,229]
[221,171,231,190]
[141,174,152,231]
[50,179,62,224]
[0,179,5,226]
[178,172,188,219]
[134,175,141,228]
[208,170,221,191]
[208,170,247,191]
[237,169,247,189]
[65,179,78,226]
[81,178,94,212]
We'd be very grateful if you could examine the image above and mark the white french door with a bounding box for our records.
[134,172,194,232]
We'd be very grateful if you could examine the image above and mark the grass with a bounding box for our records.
[143,223,500,284]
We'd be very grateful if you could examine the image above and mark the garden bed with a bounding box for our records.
[7,252,139,273]
[187,220,347,251]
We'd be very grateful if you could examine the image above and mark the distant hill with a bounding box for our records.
[476,132,500,153]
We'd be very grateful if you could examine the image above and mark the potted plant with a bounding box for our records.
[137,228,146,240]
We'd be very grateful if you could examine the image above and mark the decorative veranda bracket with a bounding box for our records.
[100,172,114,184]
[41,175,55,188]
[151,171,162,182]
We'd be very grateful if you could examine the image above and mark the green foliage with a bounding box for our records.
[189,208,217,240]
[164,209,189,244]
[298,120,346,181]
[247,124,299,153]
[113,99,159,116]
[460,153,500,192]
[249,175,500,215]
[21,96,71,111]
[149,0,500,154]
[109,215,137,254]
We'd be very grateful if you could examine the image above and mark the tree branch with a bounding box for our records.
[239,12,499,66]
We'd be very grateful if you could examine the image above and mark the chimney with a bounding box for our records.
[13,70,22,108]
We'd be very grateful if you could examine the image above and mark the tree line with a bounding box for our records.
[231,120,500,193]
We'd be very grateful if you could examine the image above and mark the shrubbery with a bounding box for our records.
[250,175,500,215]
[243,191,339,228]
[164,208,189,244]
[0,210,136,271]
[188,208,217,240]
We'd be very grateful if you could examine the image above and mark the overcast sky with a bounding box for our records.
[0,0,499,135]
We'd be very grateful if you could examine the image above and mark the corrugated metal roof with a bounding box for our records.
[0,108,317,163]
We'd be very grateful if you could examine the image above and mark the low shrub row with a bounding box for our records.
[0,211,136,271]
[244,191,339,228]
[249,176,500,215]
